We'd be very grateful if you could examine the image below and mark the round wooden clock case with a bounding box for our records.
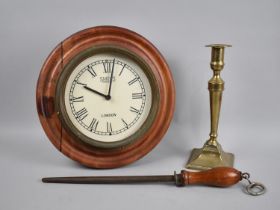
[36,26,175,168]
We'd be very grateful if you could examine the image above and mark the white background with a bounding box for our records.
[1,0,279,209]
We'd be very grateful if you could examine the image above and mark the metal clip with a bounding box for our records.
[241,172,266,196]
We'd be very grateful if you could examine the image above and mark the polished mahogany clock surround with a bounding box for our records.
[36,26,175,168]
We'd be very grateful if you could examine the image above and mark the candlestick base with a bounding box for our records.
[186,142,234,170]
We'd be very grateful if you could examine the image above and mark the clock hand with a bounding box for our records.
[83,85,109,99]
[107,58,115,100]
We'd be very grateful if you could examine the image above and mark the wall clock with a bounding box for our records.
[36,26,175,168]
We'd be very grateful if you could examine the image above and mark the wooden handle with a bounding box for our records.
[181,167,242,187]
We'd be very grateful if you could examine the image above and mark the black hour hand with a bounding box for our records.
[84,85,110,100]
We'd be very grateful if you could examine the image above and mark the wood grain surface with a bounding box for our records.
[181,167,242,187]
[36,26,175,168]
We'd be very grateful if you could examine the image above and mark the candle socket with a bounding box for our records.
[186,44,234,170]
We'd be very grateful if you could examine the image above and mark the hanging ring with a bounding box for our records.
[245,182,266,196]
[241,172,266,196]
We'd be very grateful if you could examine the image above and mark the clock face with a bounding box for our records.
[63,52,152,144]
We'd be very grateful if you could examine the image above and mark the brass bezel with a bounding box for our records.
[55,45,160,149]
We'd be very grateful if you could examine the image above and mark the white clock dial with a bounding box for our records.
[64,53,152,143]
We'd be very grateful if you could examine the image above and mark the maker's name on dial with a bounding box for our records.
[100,76,116,83]
[101,113,117,118]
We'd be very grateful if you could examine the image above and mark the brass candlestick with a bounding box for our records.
[186,44,234,170]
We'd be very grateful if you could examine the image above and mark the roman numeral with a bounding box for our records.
[128,77,139,86]
[75,108,88,120]
[119,64,126,76]
[70,96,84,102]
[130,106,140,114]
[88,118,99,132]
[87,66,97,77]
[121,118,128,128]
[103,60,112,73]
[132,93,145,99]
[107,122,112,134]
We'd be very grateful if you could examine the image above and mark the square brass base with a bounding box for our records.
[186,144,234,170]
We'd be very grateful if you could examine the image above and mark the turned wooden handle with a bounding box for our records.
[181,167,242,187]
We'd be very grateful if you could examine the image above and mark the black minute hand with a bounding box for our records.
[84,85,108,99]
[107,58,115,100]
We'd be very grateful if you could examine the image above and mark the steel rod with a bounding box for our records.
[42,175,175,184]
